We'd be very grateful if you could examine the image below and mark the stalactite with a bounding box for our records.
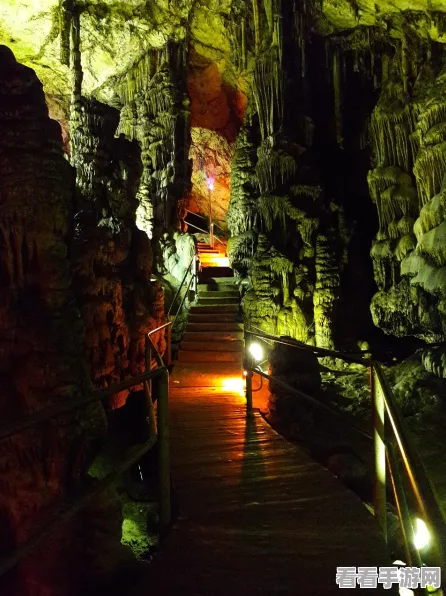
[370,104,412,172]
[115,43,190,240]
[256,145,297,195]
[241,17,246,70]
[59,0,72,66]
[414,143,446,206]
[401,35,409,95]
[70,7,82,102]
[333,49,343,146]
[253,48,284,140]
[382,53,389,86]
[264,0,273,34]
[252,0,261,53]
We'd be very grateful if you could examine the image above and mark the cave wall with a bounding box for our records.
[0,46,110,595]
[69,97,167,406]
[228,0,353,349]
[116,41,191,242]
[368,35,446,374]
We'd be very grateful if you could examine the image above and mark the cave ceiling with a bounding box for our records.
[0,0,234,103]
[3,0,446,110]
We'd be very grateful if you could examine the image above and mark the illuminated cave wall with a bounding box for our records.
[0,46,116,596]
[227,0,353,350]
[227,2,446,365]
[186,49,248,231]
[367,36,446,375]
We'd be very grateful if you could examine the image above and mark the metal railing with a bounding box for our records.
[184,209,226,247]
[244,327,446,582]
[0,351,171,579]
[166,252,199,335]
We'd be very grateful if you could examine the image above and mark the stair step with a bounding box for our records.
[188,313,239,323]
[181,340,244,352]
[183,331,244,342]
[178,350,242,363]
[190,304,238,314]
[198,253,222,258]
[196,297,239,306]
[186,322,243,332]
[198,290,239,298]
[199,267,233,278]
[200,260,230,268]
[198,281,238,291]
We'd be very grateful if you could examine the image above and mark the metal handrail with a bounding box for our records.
[0,368,165,441]
[185,221,225,246]
[172,273,195,331]
[147,321,173,368]
[0,365,171,579]
[167,253,197,318]
[185,209,226,229]
[373,364,446,568]
[244,328,446,578]
[247,327,370,365]
[252,367,372,441]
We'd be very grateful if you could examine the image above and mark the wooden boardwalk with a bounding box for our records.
[141,364,394,595]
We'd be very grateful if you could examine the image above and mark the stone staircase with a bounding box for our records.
[176,242,243,366]
[196,241,230,271]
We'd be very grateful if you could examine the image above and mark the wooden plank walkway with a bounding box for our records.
[141,365,394,595]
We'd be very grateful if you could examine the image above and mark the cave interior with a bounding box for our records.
[1,0,446,593]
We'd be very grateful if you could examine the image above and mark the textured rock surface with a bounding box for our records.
[115,42,191,241]
[228,0,350,350]
[0,46,108,595]
[70,97,166,406]
[187,128,233,231]
[367,38,446,374]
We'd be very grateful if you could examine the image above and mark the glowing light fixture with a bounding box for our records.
[206,176,215,191]
[248,342,263,363]
[413,518,430,550]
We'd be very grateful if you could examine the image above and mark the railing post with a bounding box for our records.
[156,368,171,530]
[166,322,172,367]
[144,337,156,437]
[371,365,387,542]
[210,222,214,249]
[244,329,253,413]
[192,255,198,296]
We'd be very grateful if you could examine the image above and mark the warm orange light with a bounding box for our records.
[243,370,248,377]
[221,377,245,396]
[200,256,230,268]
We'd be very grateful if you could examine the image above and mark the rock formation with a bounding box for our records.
[0,45,108,595]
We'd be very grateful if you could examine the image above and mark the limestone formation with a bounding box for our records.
[368,40,446,374]
[0,45,107,595]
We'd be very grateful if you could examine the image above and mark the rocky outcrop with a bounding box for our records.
[229,0,350,349]
[116,42,191,242]
[69,97,167,407]
[0,46,107,595]
[268,338,322,419]
[368,42,446,374]
[187,128,233,232]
